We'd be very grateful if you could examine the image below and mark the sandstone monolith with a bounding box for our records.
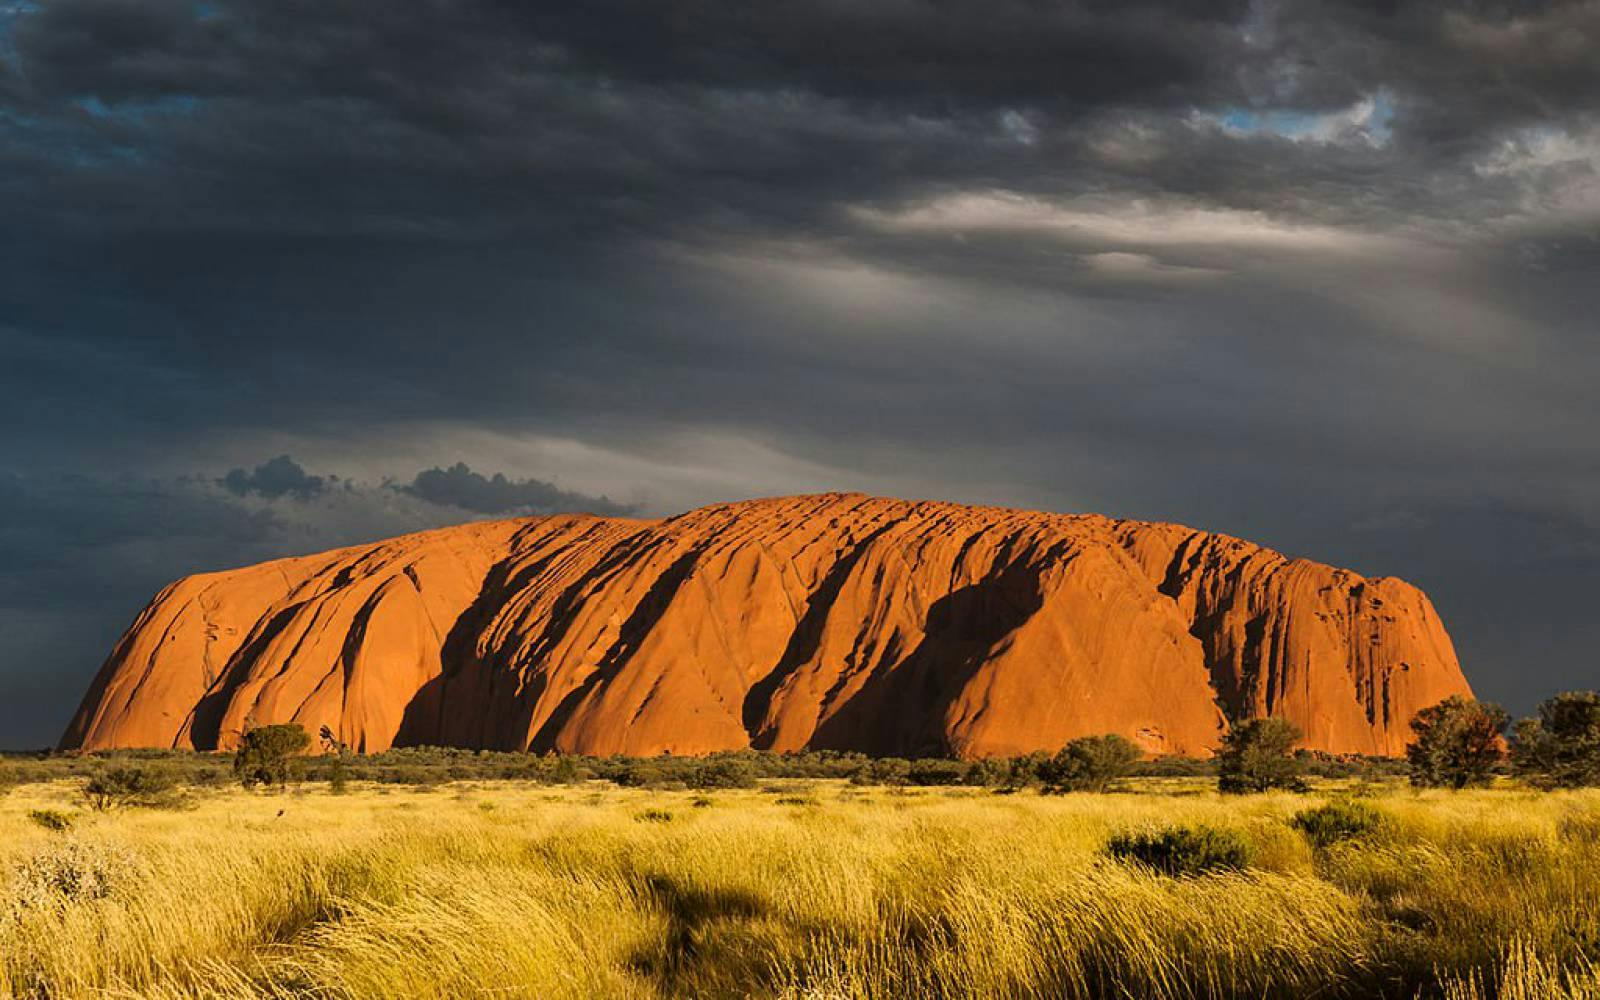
[61,494,1471,757]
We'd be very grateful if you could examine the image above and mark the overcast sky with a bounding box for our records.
[3,0,1597,749]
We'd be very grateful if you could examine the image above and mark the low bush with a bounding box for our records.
[907,758,967,786]
[1039,734,1142,793]
[28,809,75,832]
[83,764,181,811]
[8,838,143,911]
[614,762,670,788]
[852,758,912,786]
[686,757,758,789]
[233,723,312,788]
[326,754,351,795]
[4,746,1244,792]
[380,765,444,787]
[1106,824,1255,876]
[1291,799,1389,849]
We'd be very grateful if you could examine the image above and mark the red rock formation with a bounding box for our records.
[60,494,1471,757]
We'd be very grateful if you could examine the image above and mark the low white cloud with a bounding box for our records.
[856,191,1394,255]
[1080,251,1226,282]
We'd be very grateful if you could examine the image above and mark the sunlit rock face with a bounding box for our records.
[61,494,1471,758]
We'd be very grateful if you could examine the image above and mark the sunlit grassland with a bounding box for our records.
[3,778,1599,999]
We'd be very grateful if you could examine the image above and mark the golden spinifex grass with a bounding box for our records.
[2,780,1598,999]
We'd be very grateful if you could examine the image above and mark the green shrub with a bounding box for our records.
[961,757,1011,787]
[1039,734,1143,793]
[188,766,229,788]
[1291,799,1388,849]
[1002,751,1051,789]
[686,757,758,789]
[549,756,587,784]
[1218,718,1308,794]
[855,758,911,786]
[1407,696,1509,789]
[327,756,351,795]
[233,724,312,789]
[83,764,180,810]
[382,765,444,787]
[1295,752,1410,781]
[907,758,967,786]
[614,762,670,788]
[27,808,75,832]
[1106,824,1255,876]
[1130,755,1216,778]
[635,808,674,823]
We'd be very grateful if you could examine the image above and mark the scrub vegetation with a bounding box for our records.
[2,691,1597,998]
[2,775,1599,999]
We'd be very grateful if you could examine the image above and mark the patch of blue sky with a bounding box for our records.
[1219,107,1317,136]
[1213,90,1394,147]
[74,94,202,120]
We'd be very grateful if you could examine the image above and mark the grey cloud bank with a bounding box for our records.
[1,0,1597,747]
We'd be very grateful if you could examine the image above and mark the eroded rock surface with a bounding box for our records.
[61,494,1471,756]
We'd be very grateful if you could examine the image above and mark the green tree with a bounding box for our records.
[233,723,312,789]
[1406,696,1508,789]
[1512,691,1600,789]
[1039,734,1143,793]
[1217,718,1307,794]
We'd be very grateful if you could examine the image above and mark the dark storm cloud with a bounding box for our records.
[220,454,328,501]
[397,462,635,516]
[1,0,1597,746]
[2,0,1591,245]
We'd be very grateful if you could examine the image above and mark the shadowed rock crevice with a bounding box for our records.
[528,541,713,752]
[184,601,310,750]
[810,559,1046,757]
[741,521,898,749]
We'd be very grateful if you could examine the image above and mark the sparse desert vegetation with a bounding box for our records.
[3,773,1600,999]
[3,692,1597,998]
